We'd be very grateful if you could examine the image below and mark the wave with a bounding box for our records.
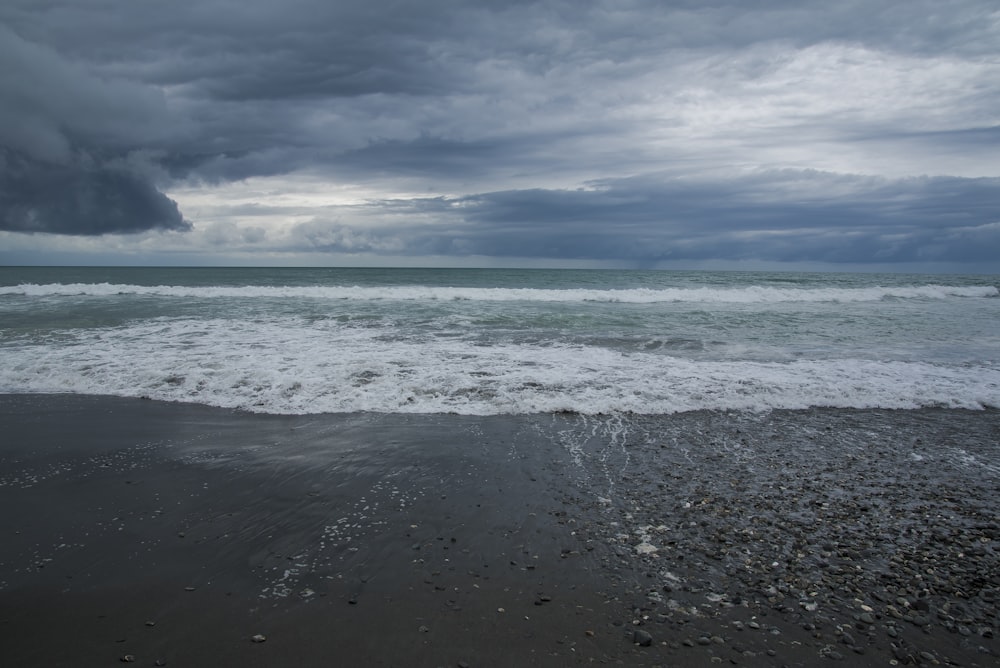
[2,282,997,303]
[2,319,997,415]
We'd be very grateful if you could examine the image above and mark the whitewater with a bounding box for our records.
[1,267,997,415]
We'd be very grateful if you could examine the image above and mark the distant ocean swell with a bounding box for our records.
[1,283,996,303]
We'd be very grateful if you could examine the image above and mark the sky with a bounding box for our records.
[1,0,999,271]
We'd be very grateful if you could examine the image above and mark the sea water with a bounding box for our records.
[1,266,998,415]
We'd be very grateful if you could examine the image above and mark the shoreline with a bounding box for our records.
[1,394,997,666]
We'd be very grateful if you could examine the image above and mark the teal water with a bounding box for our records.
[1,267,997,414]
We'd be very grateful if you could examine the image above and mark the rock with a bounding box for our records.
[120,656,135,663]
[251,634,266,643]
[633,629,653,647]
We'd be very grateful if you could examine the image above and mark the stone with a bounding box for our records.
[633,629,653,647]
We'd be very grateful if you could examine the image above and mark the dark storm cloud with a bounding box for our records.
[0,24,188,235]
[290,171,998,264]
[0,150,190,235]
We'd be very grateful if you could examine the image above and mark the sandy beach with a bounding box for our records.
[1,394,997,666]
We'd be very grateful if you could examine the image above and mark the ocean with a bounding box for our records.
[1,266,998,415]
[3,267,1000,666]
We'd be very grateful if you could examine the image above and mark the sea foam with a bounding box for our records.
[1,317,997,415]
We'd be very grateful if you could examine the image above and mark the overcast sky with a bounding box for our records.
[1,0,998,271]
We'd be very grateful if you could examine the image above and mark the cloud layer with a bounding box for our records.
[1,0,998,267]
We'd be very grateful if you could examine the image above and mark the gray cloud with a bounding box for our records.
[0,24,188,235]
[0,0,998,265]
[280,171,1000,264]
[0,24,174,162]
[0,150,190,235]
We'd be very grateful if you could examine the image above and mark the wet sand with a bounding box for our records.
[1,395,997,666]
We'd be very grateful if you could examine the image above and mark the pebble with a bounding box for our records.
[120,656,135,663]
[251,634,266,643]
[633,629,653,647]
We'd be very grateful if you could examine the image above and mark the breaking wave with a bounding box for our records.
[2,283,997,303]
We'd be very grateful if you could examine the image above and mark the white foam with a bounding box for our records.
[1,282,996,303]
[1,317,997,415]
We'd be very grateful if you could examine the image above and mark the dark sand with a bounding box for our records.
[1,395,997,667]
